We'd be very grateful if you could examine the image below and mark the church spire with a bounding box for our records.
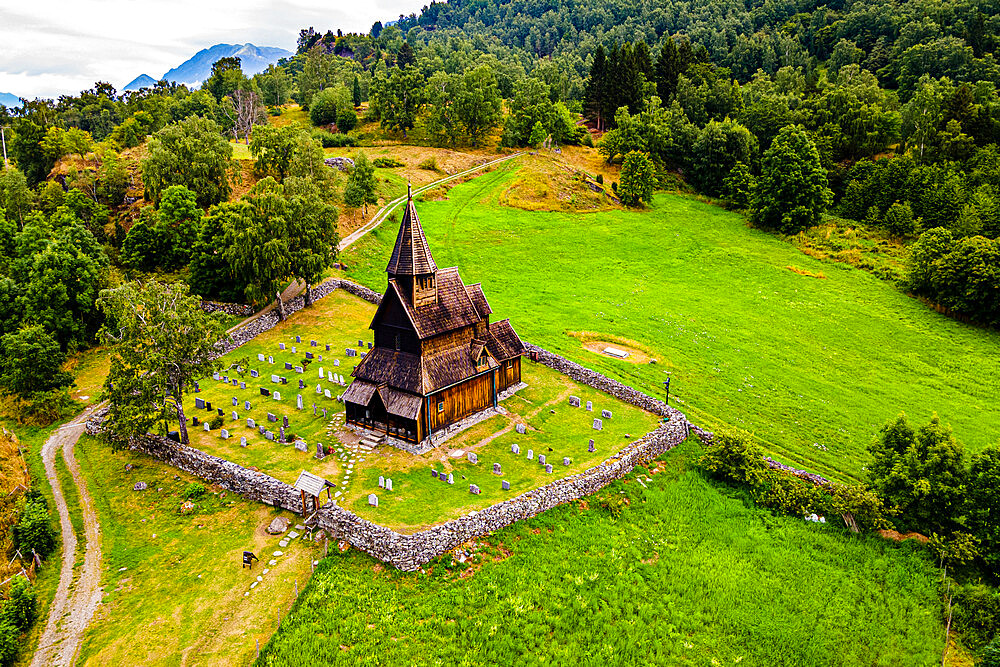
[386,186,437,278]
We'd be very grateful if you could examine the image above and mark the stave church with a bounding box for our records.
[343,187,524,445]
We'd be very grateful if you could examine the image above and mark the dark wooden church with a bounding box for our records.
[343,188,524,444]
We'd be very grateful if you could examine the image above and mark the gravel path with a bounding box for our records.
[32,405,104,667]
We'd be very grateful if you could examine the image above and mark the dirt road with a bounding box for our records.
[32,406,104,667]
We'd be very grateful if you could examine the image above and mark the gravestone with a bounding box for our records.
[221,429,230,439]
[467,452,478,464]
[447,473,454,484]
[586,401,593,411]
[318,367,324,378]
[245,400,252,411]
[259,424,266,434]
[279,343,285,350]
[280,377,287,385]
[588,439,595,452]
[601,409,612,419]
[346,348,356,357]
[379,476,385,488]
[273,391,281,400]
[297,394,303,409]
[502,480,511,491]
[192,416,199,426]
[267,413,277,422]
[358,339,363,347]
[333,359,340,367]
[250,369,259,378]
[240,437,248,447]
[515,423,526,435]
[325,344,330,351]
[527,449,534,460]
[295,440,307,453]
[569,396,581,407]
[439,473,447,483]
[205,401,212,411]
[283,415,289,428]
[203,422,210,431]
[232,396,238,406]
[322,408,327,418]
[295,366,304,374]
[493,463,502,475]
[291,346,296,353]
[545,464,553,474]
[311,340,317,347]
[324,389,331,399]
[318,355,322,361]
[247,418,256,428]
[511,443,520,455]
[279,426,286,441]
[431,470,439,478]
[240,381,246,390]
[386,478,393,491]
[267,356,273,364]
[217,408,224,416]
[563,457,571,466]
[305,352,313,360]
[258,353,266,362]
[316,384,322,394]
[368,494,378,507]
[195,397,205,409]
[299,379,305,389]
[469,484,481,495]
[233,378,239,386]
[316,442,323,458]
[285,362,293,370]
[295,335,301,343]
[266,431,275,441]
[194,381,200,392]
[312,403,317,415]
[232,411,238,420]
[368,342,372,349]
[593,418,602,430]
[270,374,280,383]
[538,454,546,465]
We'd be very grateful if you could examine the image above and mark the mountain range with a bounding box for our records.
[0,92,21,108]
[123,43,292,91]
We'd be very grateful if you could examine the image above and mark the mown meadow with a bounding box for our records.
[257,439,943,666]
[341,157,1000,481]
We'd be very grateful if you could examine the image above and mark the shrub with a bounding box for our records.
[373,157,404,168]
[581,132,594,147]
[699,429,767,485]
[309,88,339,126]
[596,174,604,185]
[184,482,207,500]
[418,157,439,171]
[0,577,36,632]
[600,493,627,518]
[337,108,358,132]
[982,636,1000,667]
[0,623,16,667]
[951,583,1000,653]
[209,415,224,430]
[311,130,356,148]
[13,500,56,558]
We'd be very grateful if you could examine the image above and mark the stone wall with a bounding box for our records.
[201,300,255,317]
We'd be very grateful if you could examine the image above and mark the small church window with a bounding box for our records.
[437,401,444,413]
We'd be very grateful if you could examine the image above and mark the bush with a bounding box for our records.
[184,482,207,500]
[581,131,594,147]
[13,500,56,558]
[699,428,766,485]
[951,583,1000,653]
[311,130,356,148]
[337,108,358,132]
[0,577,36,632]
[372,157,404,168]
[982,636,1000,667]
[418,157,439,171]
[309,88,339,126]
[0,623,16,667]
[209,415,224,430]
[596,174,604,185]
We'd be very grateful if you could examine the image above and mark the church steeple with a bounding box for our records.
[386,184,438,306]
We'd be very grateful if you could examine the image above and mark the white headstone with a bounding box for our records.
[467,451,478,464]
[257,353,265,362]
[333,359,340,367]
[324,389,331,398]
[318,367,324,378]
[368,493,378,507]
[527,449,534,460]
[240,437,247,447]
[511,443,520,455]
[273,391,281,400]
[593,418,603,430]
[385,478,393,491]
[203,422,210,431]
[378,476,385,488]
[601,409,612,419]
[516,423,526,434]
[297,394,303,409]
[220,429,230,439]
[279,343,285,350]
[586,401,593,411]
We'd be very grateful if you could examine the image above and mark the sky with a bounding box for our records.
[0,0,426,99]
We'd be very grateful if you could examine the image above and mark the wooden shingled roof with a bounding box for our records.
[486,319,525,360]
[386,195,437,276]
[386,268,481,339]
[466,283,492,318]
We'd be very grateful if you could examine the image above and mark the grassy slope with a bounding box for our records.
[342,158,1000,482]
[257,440,943,666]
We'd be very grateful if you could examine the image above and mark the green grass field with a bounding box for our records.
[256,439,944,666]
[341,157,1000,482]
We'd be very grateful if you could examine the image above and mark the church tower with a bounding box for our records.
[385,184,438,307]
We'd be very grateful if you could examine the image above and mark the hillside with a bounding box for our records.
[160,43,292,87]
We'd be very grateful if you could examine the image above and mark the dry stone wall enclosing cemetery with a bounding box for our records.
[91,278,709,570]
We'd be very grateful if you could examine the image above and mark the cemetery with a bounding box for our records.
[179,287,659,532]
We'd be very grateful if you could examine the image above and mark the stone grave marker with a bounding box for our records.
[316,442,323,458]
[538,454,546,465]
[386,478,393,491]
[258,424,266,435]
[469,484,481,495]
[232,411,238,420]
[324,389,331,398]
[232,396,238,406]
[245,400,251,411]
[284,362,292,370]
[467,452,478,464]
[379,476,385,488]
[247,418,256,428]
[267,355,274,364]
[439,473,447,483]
[297,394,303,409]
[569,396,580,407]
[279,426,285,441]
[516,423,526,435]
[493,463,502,475]
[295,440,307,452]
[368,342,372,349]
[195,397,205,409]
[217,408,224,416]
[588,439,595,452]
[298,379,305,389]
[270,374,279,383]
[192,416,199,426]
[194,381,200,392]
[586,401,593,411]
[291,346,297,353]
[279,343,286,350]
[273,391,281,400]
[311,340,317,347]
[527,449,534,460]
[213,372,220,380]
[333,359,340,367]
[447,473,454,484]
[267,413,277,422]
[511,443,520,455]
[502,480,511,491]
[545,464,553,474]
[283,415,289,428]
[205,401,213,411]
[240,381,246,390]
[223,375,228,383]
[322,408,327,418]
[318,367,324,378]
[280,377,287,385]
[593,418,603,430]
[232,378,239,386]
[265,430,274,441]
[358,339,363,347]
[295,335,301,343]
[563,457,571,466]
[203,422,210,431]
[346,348,356,357]
[240,437,248,447]
[601,409,612,419]
[431,470,439,478]
[312,403,317,415]
[221,429,230,439]
[368,494,378,507]
[316,384,322,394]
[325,344,330,351]
[250,369,259,378]
[295,366,304,374]
[305,352,314,360]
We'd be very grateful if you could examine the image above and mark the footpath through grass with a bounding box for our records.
[257,439,944,666]
[342,157,1000,481]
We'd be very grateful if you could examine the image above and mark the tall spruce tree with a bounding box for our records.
[585,45,609,130]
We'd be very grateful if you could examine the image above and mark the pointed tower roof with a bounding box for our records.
[386,183,437,276]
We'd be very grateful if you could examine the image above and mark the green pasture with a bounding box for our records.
[341,158,1000,481]
[182,288,658,531]
[256,439,943,666]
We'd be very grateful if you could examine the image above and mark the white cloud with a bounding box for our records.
[0,0,425,99]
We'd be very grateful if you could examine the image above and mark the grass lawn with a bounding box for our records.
[341,157,1000,481]
[256,438,945,666]
[75,434,318,667]
[184,288,659,532]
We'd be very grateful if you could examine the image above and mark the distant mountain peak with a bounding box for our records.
[123,74,157,91]
[158,42,292,88]
[0,91,21,108]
